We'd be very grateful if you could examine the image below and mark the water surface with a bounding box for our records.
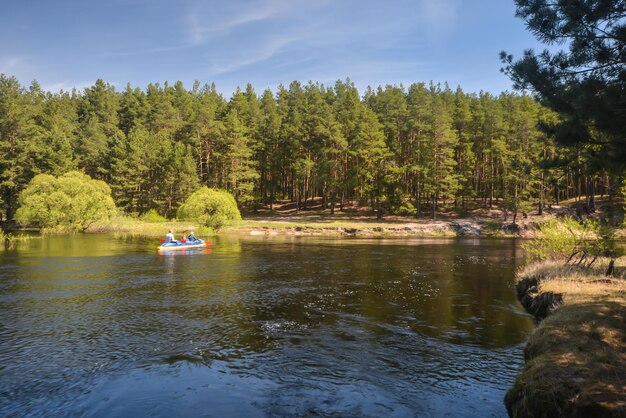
[0,234,533,417]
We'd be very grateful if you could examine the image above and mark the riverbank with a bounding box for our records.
[10,196,622,238]
[505,260,626,417]
[85,214,625,239]
[223,217,534,237]
[81,212,545,238]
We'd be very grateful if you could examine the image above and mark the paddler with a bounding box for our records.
[165,229,178,243]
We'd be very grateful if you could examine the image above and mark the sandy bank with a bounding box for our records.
[224,217,542,237]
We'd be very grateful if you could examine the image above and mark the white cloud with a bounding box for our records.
[0,56,32,75]
[104,45,192,58]
[187,0,291,45]
[40,80,97,93]
[206,35,300,75]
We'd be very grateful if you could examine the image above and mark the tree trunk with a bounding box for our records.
[555,184,560,206]
[538,170,544,215]
[416,191,421,217]
[605,259,615,276]
[589,178,595,212]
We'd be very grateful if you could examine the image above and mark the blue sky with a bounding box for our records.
[0,0,547,96]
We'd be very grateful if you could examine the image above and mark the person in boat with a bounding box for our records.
[187,231,197,242]
[165,229,178,244]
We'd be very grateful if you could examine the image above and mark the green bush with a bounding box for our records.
[523,216,623,270]
[15,171,116,231]
[176,187,241,230]
[394,201,416,216]
[522,217,585,261]
[140,209,167,223]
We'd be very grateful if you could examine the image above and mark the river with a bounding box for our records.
[0,234,534,417]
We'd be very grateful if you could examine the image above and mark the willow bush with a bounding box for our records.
[15,171,116,232]
[176,187,241,230]
[523,216,623,274]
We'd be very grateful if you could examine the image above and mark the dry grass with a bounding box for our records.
[541,278,626,304]
[518,259,626,306]
[506,258,626,417]
[519,258,626,281]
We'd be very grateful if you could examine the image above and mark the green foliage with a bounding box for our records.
[502,0,626,170]
[523,217,586,262]
[15,171,116,231]
[0,75,600,224]
[176,187,241,230]
[140,209,167,223]
[523,217,624,269]
[394,201,416,216]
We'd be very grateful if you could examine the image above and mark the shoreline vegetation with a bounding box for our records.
[85,207,591,239]
[4,196,624,239]
[100,197,625,238]
[506,260,626,417]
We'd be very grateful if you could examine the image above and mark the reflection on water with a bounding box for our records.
[0,234,533,417]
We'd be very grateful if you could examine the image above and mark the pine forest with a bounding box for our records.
[0,75,619,223]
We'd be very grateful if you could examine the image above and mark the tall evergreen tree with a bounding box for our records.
[76,79,122,180]
[406,82,432,215]
[426,84,458,218]
[501,0,626,170]
[0,75,36,221]
[223,106,258,204]
[258,89,281,207]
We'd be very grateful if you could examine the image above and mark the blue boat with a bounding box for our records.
[158,238,207,252]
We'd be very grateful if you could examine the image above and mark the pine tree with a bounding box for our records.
[76,79,123,180]
[258,89,281,207]
[452,86,475,208]
[282,81,307,207]
[223,106,258,204]
[501,0,626,170]
[426,83,458,219]
[351,106,391,217]
[307,85,346,214]
[118,83,149,136]
[406,82,432,215]
[0,76,35,220]
[190,83,225,186]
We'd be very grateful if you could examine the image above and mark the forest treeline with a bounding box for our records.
[0,74,618,222]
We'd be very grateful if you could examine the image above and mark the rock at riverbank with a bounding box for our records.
[506,261,626,417]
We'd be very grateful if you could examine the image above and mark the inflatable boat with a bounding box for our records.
[158,238,207,252]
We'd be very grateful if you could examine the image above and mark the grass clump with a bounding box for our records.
[0,230,38,248]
